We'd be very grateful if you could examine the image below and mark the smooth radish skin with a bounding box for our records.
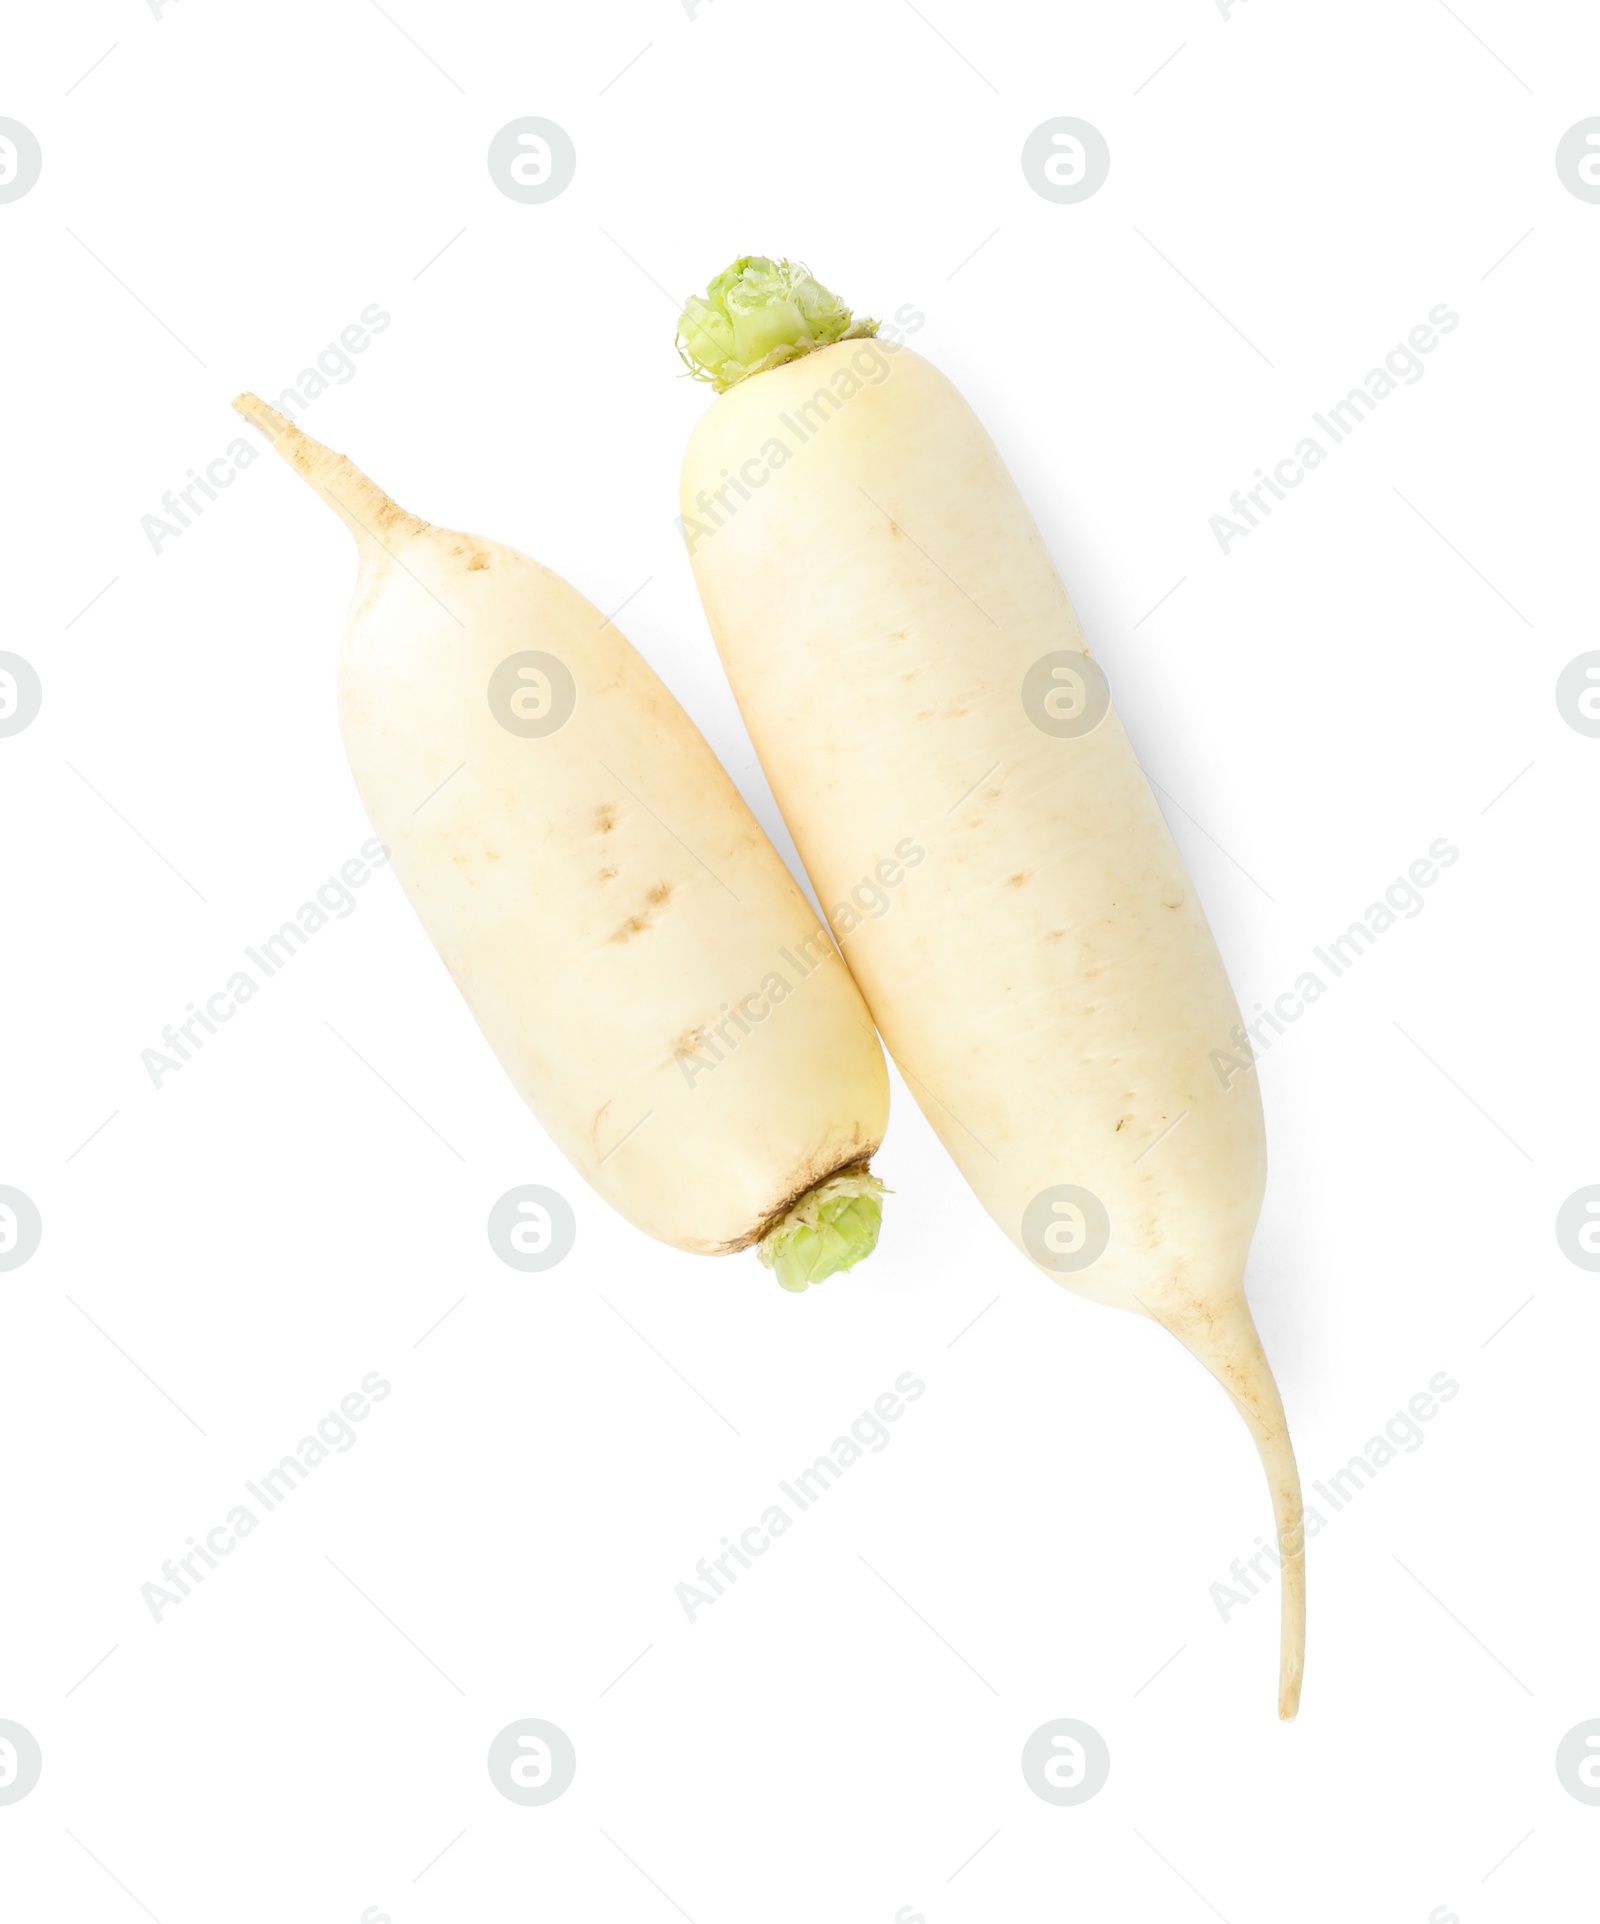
[232,394,889,1280]
[674,261,1305,1715]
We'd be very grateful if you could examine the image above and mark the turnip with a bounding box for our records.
[675,262,1305,1716]
[232,394,888,1283]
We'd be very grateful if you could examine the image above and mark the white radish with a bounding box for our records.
[233,393,888,1281]
[675,261,1305,1715]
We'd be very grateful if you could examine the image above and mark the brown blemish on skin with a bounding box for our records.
[485,850,500,862]
[1115,1116,1132,1132]
[597,805,617,834]
[467,552,490,571]
[599,866,618,882]
[610,885,672,942]
[1006,871,1029,888]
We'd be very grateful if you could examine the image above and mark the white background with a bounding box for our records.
[2,1,1596,1919]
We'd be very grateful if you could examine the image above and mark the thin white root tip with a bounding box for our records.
[1163,1292,1306,1722]
[232,391,291,441]
[1277,1522,1306,1720]
[226,392,418,544]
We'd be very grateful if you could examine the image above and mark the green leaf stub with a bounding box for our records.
[676,255,877,392]
[757,1168,887,1292]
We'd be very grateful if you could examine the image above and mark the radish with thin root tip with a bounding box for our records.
[232,393,889,1279]
[674,258,1306,1717]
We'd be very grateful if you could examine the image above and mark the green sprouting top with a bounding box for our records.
[676,255,877,392]
[757,1168,887,1292]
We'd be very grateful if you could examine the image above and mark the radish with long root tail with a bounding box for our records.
[674,259,1305,1717]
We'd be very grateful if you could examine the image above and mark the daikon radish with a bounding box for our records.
[233,394,888,1281]
[674,261,1305,1715]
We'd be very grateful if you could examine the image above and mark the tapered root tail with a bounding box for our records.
[1258,1409,1305,1721]
[231,392,293,442]
[230,392,422,545]
[1162,1292,1305,1720]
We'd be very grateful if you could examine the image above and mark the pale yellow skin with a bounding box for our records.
[236,396,888,1256]
[682,342,1304,1714]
